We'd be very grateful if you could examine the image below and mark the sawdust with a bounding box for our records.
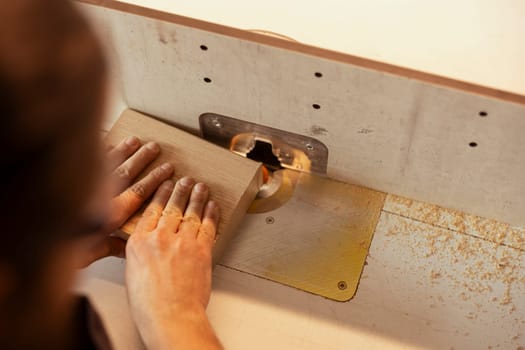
[385,194,525,251]
[382,210,524,346]
[508,227,525,249]
[430,270,442,279]
[466,311,477,320]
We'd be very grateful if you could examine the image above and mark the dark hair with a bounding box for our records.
[0,0,107,332]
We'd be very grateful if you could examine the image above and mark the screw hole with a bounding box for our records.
[203,77,212,83]
[337,281,347,290]
[469,142,478,147]
[479,111,487,117]
[312,104,321,110]
[200,45,208,51]
[306,143,314,151]
[314,72,323,78]
[265,216,275,224]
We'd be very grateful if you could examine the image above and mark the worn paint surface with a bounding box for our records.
[221,171,386,301]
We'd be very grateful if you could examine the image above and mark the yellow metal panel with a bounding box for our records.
[221,170,385,301]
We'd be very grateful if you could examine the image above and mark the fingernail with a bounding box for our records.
[195,183,208,193]
[161,163,173,171]
[125,136,139,146]
[146,142,160,152]
[180,176,195,186]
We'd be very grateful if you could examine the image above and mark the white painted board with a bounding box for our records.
[119,0,525,96]
[80,1,525,227]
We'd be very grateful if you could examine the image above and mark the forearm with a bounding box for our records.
[142,308,223,350]
[126,176,223,350]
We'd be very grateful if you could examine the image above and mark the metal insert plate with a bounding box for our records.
[200,113,328,175]
[220,169,386,301]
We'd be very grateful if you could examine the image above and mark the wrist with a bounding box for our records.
[159,303,208,333]
[140,304,212,350]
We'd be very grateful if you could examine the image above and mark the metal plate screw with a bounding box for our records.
[265,216,275,224]
[200,113,329,174]
[337,281,347,290]
[306,143,314,151]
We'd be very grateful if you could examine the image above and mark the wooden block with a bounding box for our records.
[105,109,263,264]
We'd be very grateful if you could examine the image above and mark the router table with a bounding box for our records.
[77,1,525,349]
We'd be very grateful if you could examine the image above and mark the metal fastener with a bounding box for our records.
[265,216,275,224]
[337,281,347,290]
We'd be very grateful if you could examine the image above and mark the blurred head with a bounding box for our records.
[0,0,107,347]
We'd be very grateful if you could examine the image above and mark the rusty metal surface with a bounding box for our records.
[220,169,386,301]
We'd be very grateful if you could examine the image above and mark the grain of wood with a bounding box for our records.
[105,109,263,264]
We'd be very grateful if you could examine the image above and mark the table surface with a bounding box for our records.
[79,192,525,350]
[79,2,525,349]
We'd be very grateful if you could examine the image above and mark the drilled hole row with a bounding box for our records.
[200,44,323,109]
[200,44,489,148]
[469,111,489,148]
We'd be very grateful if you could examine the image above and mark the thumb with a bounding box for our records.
[78,236,127,268]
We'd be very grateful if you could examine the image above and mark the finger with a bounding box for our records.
[197,201,220,248]
[108,163,174,231]
[157,177,195,233]
[78,236,127,268]
[112,141,160,194]
[178,183,209,238]
[102,237,127,259]
[106,136,141,171]
[135,180,174,233]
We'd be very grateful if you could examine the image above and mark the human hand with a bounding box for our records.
[125,177,222,350]
[77,136,174,268]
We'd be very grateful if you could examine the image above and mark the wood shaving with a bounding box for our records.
[380,208,524,347]
[385,194,525,250]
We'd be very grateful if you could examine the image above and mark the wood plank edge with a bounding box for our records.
[213,164,263,265]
